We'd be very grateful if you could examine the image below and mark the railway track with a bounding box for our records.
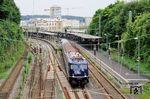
[89,63,125,99]
[23,38,126,99]
[44,39,91,99]
[26,39,48,99]
[0,50,28,99]
[28,55,40,98]
[73,42,127,99]
[43,44,56,99]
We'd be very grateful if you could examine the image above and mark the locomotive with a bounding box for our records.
[61,39,89,87]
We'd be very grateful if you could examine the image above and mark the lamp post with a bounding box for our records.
[104,34,108,55]
[99,15,101,37]
[134,36,140,75]
[36,27,39,39]
[115,34,120,63]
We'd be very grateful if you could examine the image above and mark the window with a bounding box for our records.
[80,65,87,70]
[71,65,79,70]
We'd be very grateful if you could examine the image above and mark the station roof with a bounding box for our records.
[69,33,101,39]
[39,31,57,36]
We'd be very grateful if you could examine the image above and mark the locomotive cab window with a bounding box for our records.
[80,65,87,70]
[70,64,87,70]
[70,65,79,70]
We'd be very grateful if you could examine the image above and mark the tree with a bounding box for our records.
[0,0,21,24]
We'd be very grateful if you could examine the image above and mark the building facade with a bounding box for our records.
[50,5,61,18]
[21,18,63,32]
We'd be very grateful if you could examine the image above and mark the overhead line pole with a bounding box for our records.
[98,15,101,52]
[99,15,101,37]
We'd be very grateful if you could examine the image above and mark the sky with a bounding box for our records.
[14,0,131,17]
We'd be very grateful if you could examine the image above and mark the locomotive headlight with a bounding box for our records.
[72,74,75,78]
[84,75,87,77]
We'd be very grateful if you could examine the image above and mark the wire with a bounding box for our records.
[102,33,150,45]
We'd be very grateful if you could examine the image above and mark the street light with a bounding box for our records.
[36,27,39,39]
[115,34,120,63]
[99,15,101,37]
[104,34,108,55]
[134,36,140,75]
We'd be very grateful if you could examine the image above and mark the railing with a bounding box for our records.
[73,43,129,85]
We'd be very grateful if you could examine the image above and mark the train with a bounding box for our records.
[61,39,89,87]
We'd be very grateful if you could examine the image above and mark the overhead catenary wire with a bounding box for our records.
[100,33,150,46]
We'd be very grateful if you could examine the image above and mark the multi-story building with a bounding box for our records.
[84,17,92,26]
[50,5,61,18]
[47,18,62,32]
[62,19,80,32]
[22,18,62,32]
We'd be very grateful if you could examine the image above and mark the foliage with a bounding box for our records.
[88,0,150,72]
[89,0,150,40]
[122,13,150,63]
[27,52,33,64]
[139,82,150,99]
[0,0,20,24]
[0,0,24,79]
[143,82,150,93]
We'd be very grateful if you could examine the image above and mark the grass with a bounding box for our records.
[109,48,150,98]
[16,52,33,99]
[0,72,9,79]
[139,92,150,99]
[138,82,150,99]
[120,87,130,94]
[23,52,33,79]
[0,43,25,79]
[110,48,150,77]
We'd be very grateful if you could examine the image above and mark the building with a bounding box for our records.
[84,17,92,26]
[50,5,61,18]
[47,18,62,32]
[62,19,80,32]
[21,18,63,32]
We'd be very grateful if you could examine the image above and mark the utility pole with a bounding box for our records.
[129,10,132,22]
[36,27,39,39]
[104,34,108,55]
[98,15,101,53]
[134,36,140,76]
[99,15,101,37]
[137,36,140,75]
[115,35,120,63]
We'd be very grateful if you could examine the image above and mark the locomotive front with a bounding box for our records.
[61,39,89,87]
[68,54,89,87]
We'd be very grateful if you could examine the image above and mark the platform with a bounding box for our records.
[74,43,149,87]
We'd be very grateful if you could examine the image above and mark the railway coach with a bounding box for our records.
[61,39,89,87]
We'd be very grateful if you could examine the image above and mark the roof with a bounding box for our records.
[61,39,87,64]
[69,33,101,39]
[67,52,87,64]
[39,31,57,36]
[61,39,78,52]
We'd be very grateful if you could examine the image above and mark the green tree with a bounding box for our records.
[122,13,150,63]
[0,0,21,24]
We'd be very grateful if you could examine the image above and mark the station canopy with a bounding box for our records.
[69,33,101,39]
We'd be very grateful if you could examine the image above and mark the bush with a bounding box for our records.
[28,52,32,64]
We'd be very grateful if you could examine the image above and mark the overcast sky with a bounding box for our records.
[14,0,131,17]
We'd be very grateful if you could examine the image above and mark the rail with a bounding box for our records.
[0,49,28,99]
[42,39,90,99]
[73,42,129,84]
[73,42,127,99]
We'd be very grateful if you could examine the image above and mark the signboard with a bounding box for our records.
[130,85,142,94]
